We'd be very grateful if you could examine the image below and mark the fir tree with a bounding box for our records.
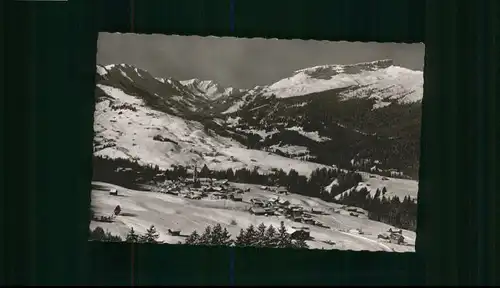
[210,223,223,245]
[220,227,233,246]
[225,169,235,181]
[264,225,278,247]
[89,227,106,241]
[209,224,232,246]
[235,229,247,247]
[125,227,139,243]
[244,224,259,246]
[199,164,210,178]
[199,226,212,245]
[256,223,267,247]
[140,225,160,243]
[89,226,122,242]
[276,221,293,248]
[185,230,201,245]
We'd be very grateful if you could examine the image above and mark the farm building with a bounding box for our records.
[288,228,310,240]
[287,206,304,216]
[230,193,243,201]
[277,199,290,206]
[250,198,265,207]
[214,179,230,186]
[311,208,326,215]
[168,229,181,236]
[389,233,405,244]
[388,228,403,234]
[268,197,279,203]
[391,171,403,177]
[198,178,212,184]
[345,206,366,214]
[276,187,288,195]
[211,193,225,199]
[233,188,244,194]
[346,207,358,212]
[250,207,267,215]
[264,207,276,214]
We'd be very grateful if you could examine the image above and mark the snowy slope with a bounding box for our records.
[333,172,418,201]
[94,84,329,176]
[261,59,423,107]
[91,182,416,252]
[94,62,422,179]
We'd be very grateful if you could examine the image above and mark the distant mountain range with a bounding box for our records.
[94,59,422,179]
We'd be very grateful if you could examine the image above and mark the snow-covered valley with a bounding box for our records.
[90,182,416,252]
[90,60,421,252]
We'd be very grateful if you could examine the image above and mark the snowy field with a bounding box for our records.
[334,172,419,202]
[94,84,328,177]
[90,182,416,252]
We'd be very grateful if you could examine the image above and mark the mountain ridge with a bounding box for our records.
[94,60,422,179]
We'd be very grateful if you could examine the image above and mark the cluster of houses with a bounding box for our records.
[377,228,406,245]
[339,205,369,218]
[248,194,330,229]
[102,181,409,246]
[154,177,248,201]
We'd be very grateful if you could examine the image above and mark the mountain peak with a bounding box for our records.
[262,59,422,102]
[180,78,244,100]
[294,59,395,78]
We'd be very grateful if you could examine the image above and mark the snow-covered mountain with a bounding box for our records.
[252,59,422,108]
[264,61,421,115]
[180,78,245,100]
[94,60,423,179]
[93,80,328,176]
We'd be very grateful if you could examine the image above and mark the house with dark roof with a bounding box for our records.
[288,228,310,240]
[230,193,243,201]
[250,207,267,215]
[250,198,265,207]
[276,187,288,195]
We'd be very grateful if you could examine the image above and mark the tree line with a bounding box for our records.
[93,155,361,200]
[89,225,162,243]
[337,187,418,231]
[185,221,308,249]
[89,221,309,249]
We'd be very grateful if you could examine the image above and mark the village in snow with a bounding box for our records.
[90,35,422,252]
[90,168,416,252]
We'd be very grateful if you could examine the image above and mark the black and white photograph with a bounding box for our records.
[90,33,423,252]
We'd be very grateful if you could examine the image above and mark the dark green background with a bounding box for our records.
[3,0,498,285]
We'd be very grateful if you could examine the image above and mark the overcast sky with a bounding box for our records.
[97,32,425,89]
